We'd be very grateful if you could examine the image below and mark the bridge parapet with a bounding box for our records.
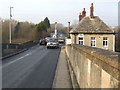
[2,41,38,57]
[66,44,120,88]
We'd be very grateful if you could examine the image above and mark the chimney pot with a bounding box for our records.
[83,8,85,11]
[79,13,82,21]
[90,3,94,18]
[82,8,86,18]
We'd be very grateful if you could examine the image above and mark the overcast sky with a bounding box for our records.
[0,0,119,26]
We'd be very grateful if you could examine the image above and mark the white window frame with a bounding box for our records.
[103,37,108,47]
[78,34,84,45]
[91,37,96,47]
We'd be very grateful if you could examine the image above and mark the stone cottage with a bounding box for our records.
[70,3,115,51]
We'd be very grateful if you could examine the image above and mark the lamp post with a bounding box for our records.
[9,7,14,43]
[68,22,70,38]
[55,22,57,39]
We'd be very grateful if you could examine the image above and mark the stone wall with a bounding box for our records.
[66,44,120,88]
[2,41,38,57]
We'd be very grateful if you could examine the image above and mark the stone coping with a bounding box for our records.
[66,44,120,80]
[67,44,120,70]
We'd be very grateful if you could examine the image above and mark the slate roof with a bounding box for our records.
[71,16,115,34]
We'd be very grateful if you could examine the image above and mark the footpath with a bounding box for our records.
[52,47,72,88]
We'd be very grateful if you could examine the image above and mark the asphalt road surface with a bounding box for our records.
[2,45,61,88]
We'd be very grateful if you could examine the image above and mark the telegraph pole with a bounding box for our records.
[68,22,70,38]
[55,22,57,39]
[9,7,14,43]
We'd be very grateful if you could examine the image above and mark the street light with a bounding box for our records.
[9,7,14,43]
[55,22,57,39]
[68,22,70,38]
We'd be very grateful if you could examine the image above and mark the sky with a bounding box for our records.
[0,0,119,26]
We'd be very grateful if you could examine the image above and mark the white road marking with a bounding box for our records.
[2,52,32,69]
[1,46,46,69]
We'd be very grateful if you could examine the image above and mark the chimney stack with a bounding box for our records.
[90,3,94,18]
[79,13,82,21]
[82,8,86,18]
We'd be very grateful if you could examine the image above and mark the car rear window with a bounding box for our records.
[49,38,57,42]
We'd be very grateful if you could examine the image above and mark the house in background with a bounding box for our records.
[70,3,115,51]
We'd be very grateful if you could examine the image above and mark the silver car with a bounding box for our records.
[47,39,59,49]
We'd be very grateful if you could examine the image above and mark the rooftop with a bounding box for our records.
[71,16,115,34]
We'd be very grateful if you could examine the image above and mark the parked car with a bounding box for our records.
[39,39,47,45]
[45,37,51,42]
[47,38,59,49]
[58,38,65,44]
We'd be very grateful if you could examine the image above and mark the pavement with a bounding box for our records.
[52,46,72,88]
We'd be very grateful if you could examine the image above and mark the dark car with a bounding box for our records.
[39,39,47,45]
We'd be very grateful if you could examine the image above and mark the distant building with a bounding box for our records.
[70,3,115,51]
[52,33,56,38]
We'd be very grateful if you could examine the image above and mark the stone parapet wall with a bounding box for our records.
[66,44,120,88]
[2,41,38,57]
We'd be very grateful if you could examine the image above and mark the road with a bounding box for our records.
[2,45,61,88]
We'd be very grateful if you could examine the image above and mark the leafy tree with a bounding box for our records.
[15,22,20,33]
[36,21,47,32]
[44,17,50,29]
[35,17,51,39]
[2,20,9,43]
[36,21,47,39]
[2,19,38,43]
